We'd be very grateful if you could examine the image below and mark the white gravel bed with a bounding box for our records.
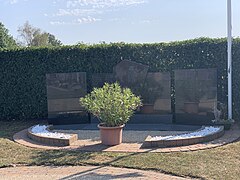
[54,129,190,143]
[150,126,221,141]
[31,125,72,139]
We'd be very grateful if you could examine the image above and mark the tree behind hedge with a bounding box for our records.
[0,22,18,49]
[17,21,62,47]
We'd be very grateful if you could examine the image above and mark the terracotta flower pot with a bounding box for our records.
[98,124,125,146]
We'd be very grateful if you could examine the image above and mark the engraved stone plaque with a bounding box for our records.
[46,72,88,124]
[139,72,171,114]
[174,69,217,124]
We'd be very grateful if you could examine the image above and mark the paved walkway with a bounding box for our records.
[13,124,240,153]
[54,129,190,143]
[0,165,192,180]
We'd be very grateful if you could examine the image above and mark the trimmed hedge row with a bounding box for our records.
[0,38,239,120]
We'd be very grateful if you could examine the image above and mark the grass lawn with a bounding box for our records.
[0,120,239,180]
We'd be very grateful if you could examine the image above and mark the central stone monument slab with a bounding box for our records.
[91,73,115,88]
[90,60,172,124]
[113,60,149,93]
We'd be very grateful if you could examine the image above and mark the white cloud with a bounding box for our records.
[108,17,126,22]
[54,8,102,17]
[49,0,147,26]
[9,0,18,4]
[139,20,151,24]
[131,19,158,25]
[4,0,19,4]
[4,0,28,4]
[54,0,146,17]
[50,16,101,25]
[66,0,147,8]
[76,16,101,23]
[50,21,66,25]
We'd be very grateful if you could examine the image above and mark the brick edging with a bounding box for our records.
[27,126,78,146]
[13,124,240,153]
[142,126,225,148]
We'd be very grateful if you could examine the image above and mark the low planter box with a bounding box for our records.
[142,126,224,148]
[27,126,78,146]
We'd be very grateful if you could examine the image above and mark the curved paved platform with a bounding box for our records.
[0,165,191,180]
[53,123,201,131]
[13,124,240,153]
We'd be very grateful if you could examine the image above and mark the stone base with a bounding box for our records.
[142,126,224,148]
[27,126,78,146]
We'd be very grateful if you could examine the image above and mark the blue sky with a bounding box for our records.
[0,0,240,45]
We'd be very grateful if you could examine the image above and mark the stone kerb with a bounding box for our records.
[142,126,224,148]
[27,126,78,146]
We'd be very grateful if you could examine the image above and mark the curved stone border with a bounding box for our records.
[13,124,240,153]
[142,126,224,148]
[27,125,78,146]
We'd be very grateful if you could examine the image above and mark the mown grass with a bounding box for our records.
[0,120,239,180]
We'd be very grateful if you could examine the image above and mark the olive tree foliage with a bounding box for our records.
[80,83,142,127]
[0,22,18,48]
[17,21,62,47]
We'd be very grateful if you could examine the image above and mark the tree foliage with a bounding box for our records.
[17,21,62,47]
[48,33,62,46]
[80,83,142,127]
[0,22,17,49]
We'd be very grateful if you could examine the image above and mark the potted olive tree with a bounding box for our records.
[80,83,142,145]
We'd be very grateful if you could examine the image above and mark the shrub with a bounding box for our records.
[80,83,142,127]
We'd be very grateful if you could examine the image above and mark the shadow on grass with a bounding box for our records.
[34,149,200,179]
[0,120,47,139]
[30,142,149,167]
[31,149,154,179]
[30,150,97,166]
[26,139,207,180]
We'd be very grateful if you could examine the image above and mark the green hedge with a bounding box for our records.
[0,38,239,120]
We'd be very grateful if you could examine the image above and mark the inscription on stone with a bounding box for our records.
[46,72,87,119]
[174,69,217,124]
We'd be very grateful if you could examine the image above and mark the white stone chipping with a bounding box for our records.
[150,126,221,141]
[31,125,221,142]
[31,125,72,139]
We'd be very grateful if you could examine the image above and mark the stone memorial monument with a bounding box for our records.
[46,72,88,124]
[174,68,217,124]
